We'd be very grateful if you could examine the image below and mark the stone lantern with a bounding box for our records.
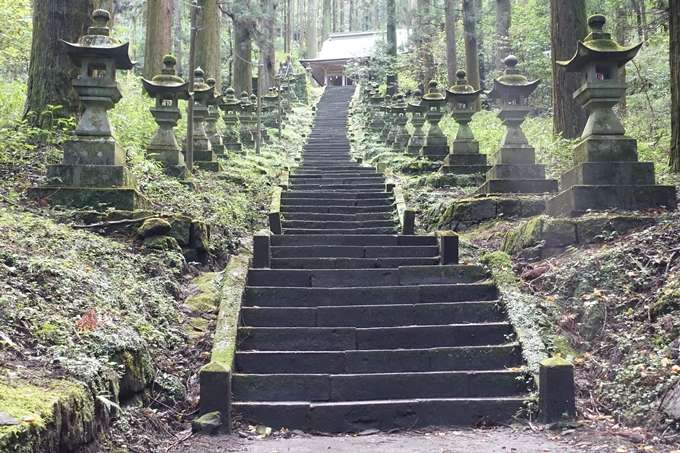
[386,95,402,145]
[287,73,299,104]
[238,92,255,148]
[405,89,426,155]
[31,9,151,210]
[205,78,226,156]
[476,56,557,194]
[441,70,490,174]
[546,14,676,215]
[141,54,190,179]
[420,81,449,159]
[190,68,222,171]
[368,91,385,133]
[390,94,410,150]
[263,87,278,127]
[379,94,393,142]
[251,93,271,144]
[217,87,243,152]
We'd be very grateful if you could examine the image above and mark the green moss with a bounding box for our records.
[481,251,518,290]
[521,218,544,248]
[185,293,220,314]
[192,272,219,294]
[542,219,577,247]
[552,335,580,360]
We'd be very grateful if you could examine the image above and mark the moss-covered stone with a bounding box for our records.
[185,293,220,314]
[542,219,577,247]
[521,218,544,248]
[189,221,211,251]
[112,347,154,401]
[470,199,497,221]
[580,302,606,341]
[137,218,172,238]
[521,198,547,217]
[168,215,192,246]
[192,411,222,434]
[497,198,522,218]
[143,235,182,252]
[501,227,522,255]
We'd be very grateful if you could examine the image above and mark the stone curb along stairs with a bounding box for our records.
[200,86,547,434]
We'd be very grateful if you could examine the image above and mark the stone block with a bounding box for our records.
[546,185,677,217]
[538,357,575,423]
[168,215,192,246]
[572,136,638,165]
[402,208,416,235]
[437,231,459,265]
[63,137,126,166]
[253,234,271,268]
[420,145,449,160]
[486,164,545,180]
[450,140,480,154]
[439,164,491,175]
[195,161,223,172]
[576,215,655,244]
[199,362,232,434]
[561,162,655,190]
[520,198,547,217]
[137,218,172,238]
[46,164,137,187]
[443,153,487,166]
[542,219,577,247]
[147,148,185,166]
[143,235,182,252]
[28,186,152,211]
[496,199,522,218]
[476,179,558,195]
[194,150,218,162]
[521,218,543,248]
[190,221,211,251]
[492,146,535,165]
[470,199,497,221]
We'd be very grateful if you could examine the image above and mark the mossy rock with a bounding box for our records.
[501,227,522,255]
[470,199,497,221]
[520,198,547,217]
[542,219,578,247]
[189,221,211,251]
[112,347,154,401]
[168,215,192,247]
[577,215,655,244]
[497,198,522,218]
[143,235,182,252]
[191,411,222,434]
[185,293,220,315]
[137,218,172,238]
[188,318,209,339]
[521,218,544,248]
[580,302,606,341]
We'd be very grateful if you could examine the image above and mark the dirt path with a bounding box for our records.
[175,426,680,453]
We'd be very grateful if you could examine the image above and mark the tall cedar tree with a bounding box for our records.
[306,0,318,58]
[670,0,680,171]
[228,2,254,95]
[444,0,457,87]
[386,0,397,57]
[144,0,173,80]
[24,0,95,128]
[463,0,481,110]
[550,0,588,138]
[196,0,221,90]
[495,0,510,71]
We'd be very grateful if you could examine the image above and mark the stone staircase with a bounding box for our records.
[231,86,529,432]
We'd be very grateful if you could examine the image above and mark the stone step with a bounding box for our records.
[241,301,505,327]
[282,213,393,222]
[270,257,439,269]
[235,344,522,374]
[283,227,398,235]
[290,178,384,185]
[270,245,437,258]
[291,167,376,173]
[270,235,438,247]
[236,323,514,351]
[288,184,386,191]
[247,266,487,288]
[232,370,528,402]
[243,284,498,308]
[281,220,396,230]
[280,205,394,214]
[281,197,391,207]
[232,397,527,432]
[289,173,379,179]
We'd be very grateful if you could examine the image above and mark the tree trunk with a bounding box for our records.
[386,0,397,57]
[24,0,93,127]
[349,0,354,31]
[233,15,253,95]
[462,0,481,110]
[444,0,457,87]
[632,0,648,43]
[196,0,221,89]
[332,0,337,32]
[306,0,318,58]
[144,0,173,80]
[615,5,627,118]
[550,0,588,138]
[670,0,680,171]
[495,0,510,71]
[259,0,276,89]
[299,0,305,48]
[415,0,434,82]
[173,0,183,76]
[322,0,331,42]
[287,0,293,53]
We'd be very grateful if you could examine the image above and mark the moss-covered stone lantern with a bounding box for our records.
[205,78,226,156]
[390,94,410,150]
[368,91,386,133]
[287,73,299,104]
[251,93,270,144]
[476,56,558,194]
[386,95,402,145]
[238,91,255,148]
[546,14,676,216]
[141,54,190,179]
[263,87,280,128]
[190,68,222,172]
[379,94,393,142]
[420,81,449,159]
[440,70,490,175]
[31,9,151,210]
[405,89,426,155]
[217,87,243,152]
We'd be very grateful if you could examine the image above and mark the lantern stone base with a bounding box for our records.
[562,162,655,188]
[493,146,536,165]
[195,161,224,172]
[63,137,126,166]
[405,136,426,155]
[163,164,192,181]
[450,139,480,155]
[225,142,243,152]
[194,150,219,162]
[487,164,546,180]
[440,153,491,175]
[420,137,449,160]
[546,185,677,217]
[573,136,639,165]
[147,148,186,166]
[46,164,138,187]
[28,186,152,211]
[392,134,410,150]
[211,144,226,156]
[476,179,559,195]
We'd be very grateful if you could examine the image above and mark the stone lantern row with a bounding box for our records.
[31,9,299,210]
[362,13,676,217]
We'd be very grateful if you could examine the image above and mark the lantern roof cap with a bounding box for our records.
[487,56,539,98]
[446,70,483,100]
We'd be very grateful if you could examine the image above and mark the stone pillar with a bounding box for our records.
[238,92,255,148]
[419,81,449,160]
[205,78,226,156]
[546,14,676,216]
[390,94,410,150]
[405,89,426,155]
[475,56,558,194]
[539,356,576,423]
[190,68,223,172]
[218,87,243,153]
[379,95,393,142]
